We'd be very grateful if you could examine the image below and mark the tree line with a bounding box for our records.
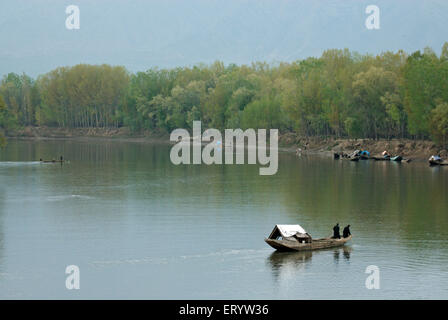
[1,44,448,148]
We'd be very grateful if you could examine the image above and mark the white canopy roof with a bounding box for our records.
[276,224,307,237]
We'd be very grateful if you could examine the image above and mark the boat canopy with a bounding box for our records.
[268,224,308,239]
[360,150,370,156]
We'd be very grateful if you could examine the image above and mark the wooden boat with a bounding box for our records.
[373,156,389,161]
[429,159,448,166]
[265,225,352,252]
[265,236,352,251]
[334,152,359,161]
[358,150,370,160]
[39,159,66,163]
[373,155,408,162]
[340,156,359,161]
[390,155,402,162]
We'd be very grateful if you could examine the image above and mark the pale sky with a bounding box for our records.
[1,0,447,77]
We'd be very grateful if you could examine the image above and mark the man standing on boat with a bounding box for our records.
[333,223,341,239]
[343,225,351,238]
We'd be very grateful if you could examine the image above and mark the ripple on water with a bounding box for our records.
[46,195,94,202]
[89,249,271,268]
[0,161,41,168]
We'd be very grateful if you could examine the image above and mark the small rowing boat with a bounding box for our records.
[373,156,389,161]
[39,156,66,163]
[265,224,352,252]
[359,150,370,160]
[390,155,402,162]
[334,153,359,161]
[428,155,448,166]
[265,236,352,251]
[429,159,448,166]
[39,159,66,163]
[373,155,407,162]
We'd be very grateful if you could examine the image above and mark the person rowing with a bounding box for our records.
[332,223,341,239]
[343,225,351,238]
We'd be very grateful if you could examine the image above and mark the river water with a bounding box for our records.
[0,139,447,299]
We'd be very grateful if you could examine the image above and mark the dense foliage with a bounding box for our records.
[1,44,448,147]
[0,95,8,147]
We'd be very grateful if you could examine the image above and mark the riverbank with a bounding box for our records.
[279,132,448,161]
[7,126,169,144]
[7,126,447,161]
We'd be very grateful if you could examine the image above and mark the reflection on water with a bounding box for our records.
[333,246,352,264]
[267,251,312,282]
[267,246,353,282]
[0,140,448,299]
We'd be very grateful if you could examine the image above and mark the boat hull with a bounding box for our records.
[265,236,352,252]
[40,160,65,163]
[429,160,448,166]
[334,153,360,161]
[373,156,389,161]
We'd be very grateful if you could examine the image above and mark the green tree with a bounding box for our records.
[402,48,448,138]
[430,102,448,147]
[1,45,448,146]
[0,95,12,147]
[241,95,282,130]
[352,66,398,139]
[0,73,40,126]
[38,65,130,128]
[344,116,363,139]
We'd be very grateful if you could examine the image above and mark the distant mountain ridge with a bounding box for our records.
[1,0,447,77]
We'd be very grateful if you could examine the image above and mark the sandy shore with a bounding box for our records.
[279,133,448,161]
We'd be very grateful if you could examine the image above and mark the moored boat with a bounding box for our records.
[429,159,448,166]
[373,157,389,161]
[428,155,448,166]
[334,152,359,161]
[373,155,407,162]
[359,150,370,160]
[265,224,352,252]
[40,159,65,163]
[39,156,66,163]
[390,155,403,162]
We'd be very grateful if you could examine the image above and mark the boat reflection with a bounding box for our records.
[333,246,352,264]
[266,251,312,282]
[267,246,353,282]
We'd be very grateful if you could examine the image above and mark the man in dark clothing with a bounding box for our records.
[333,223,340,239]
[343,225,351,238]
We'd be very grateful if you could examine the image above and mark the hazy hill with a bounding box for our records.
[1,0,447,77]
